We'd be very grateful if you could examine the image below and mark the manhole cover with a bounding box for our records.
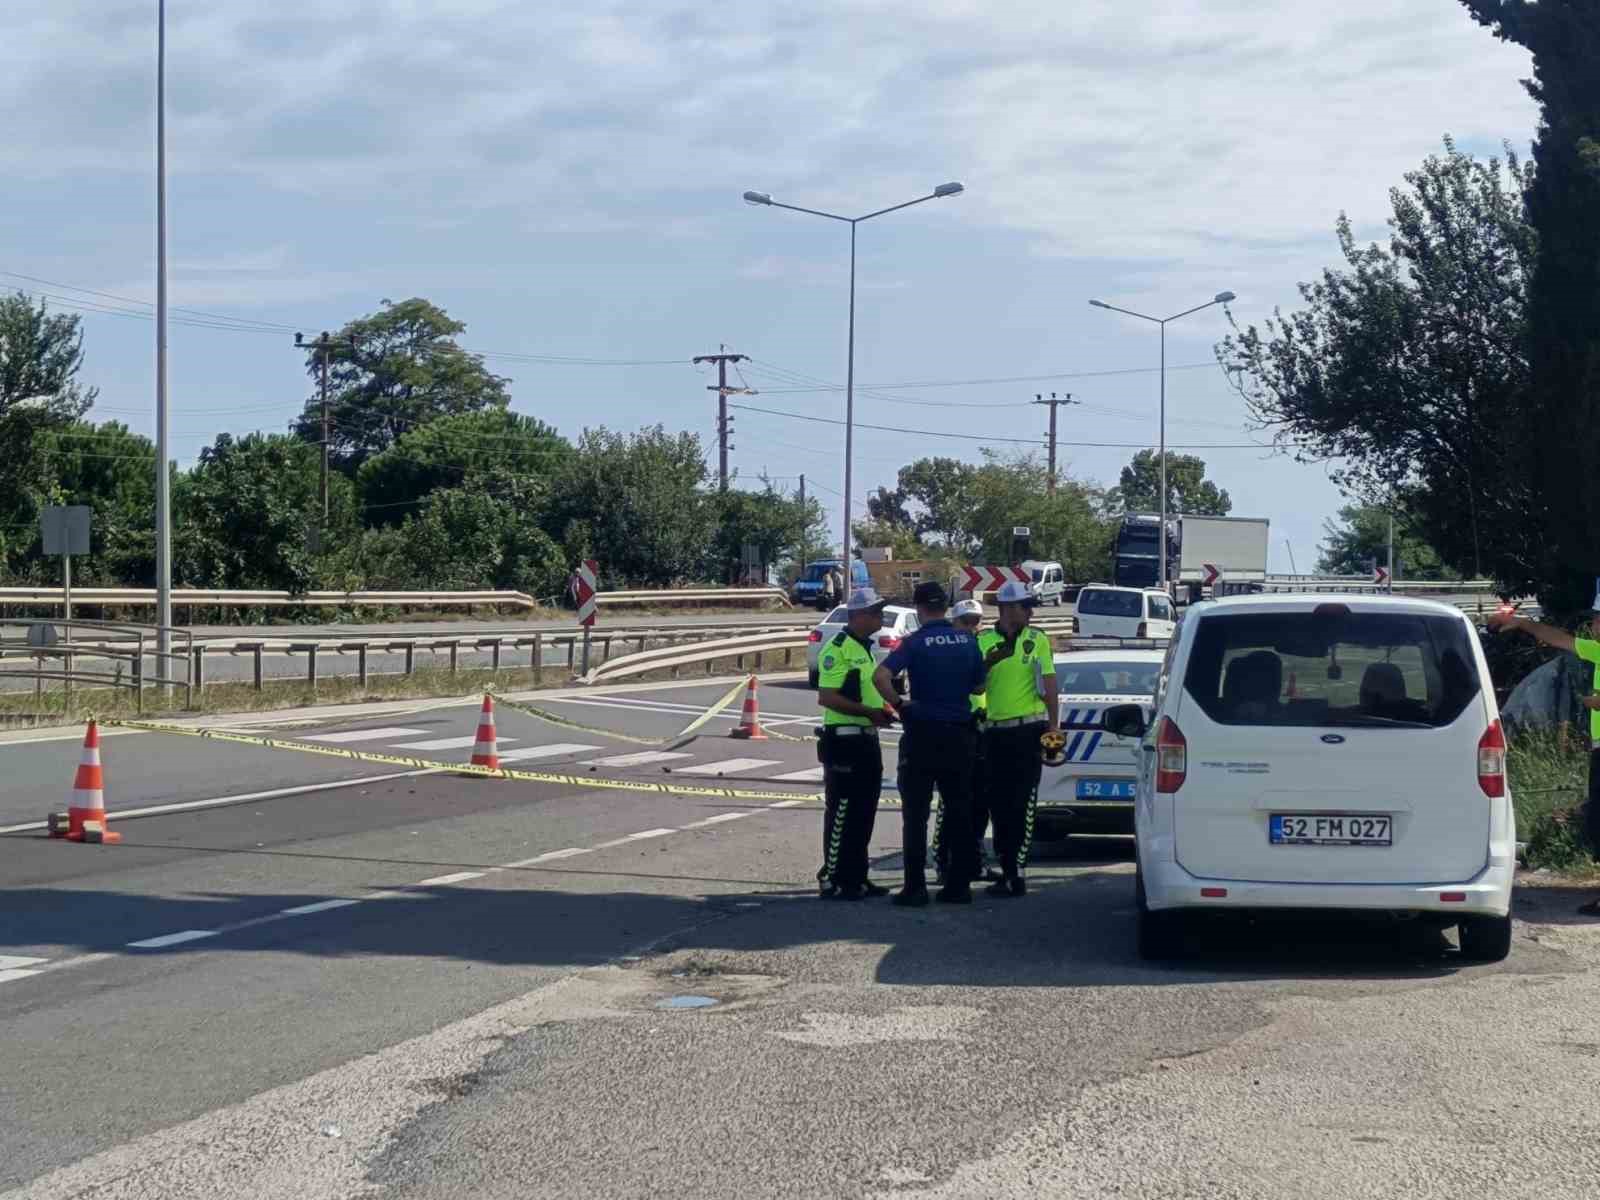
[657,994,719,1010]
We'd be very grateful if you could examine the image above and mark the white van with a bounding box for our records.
[1024,560,1067,607]
[1102,595,1514,962]
[1074,584,1175,640]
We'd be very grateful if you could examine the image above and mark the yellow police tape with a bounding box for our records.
[489,677,749,749]
[92,715,860,806]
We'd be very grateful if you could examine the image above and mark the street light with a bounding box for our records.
[742,181,965,586]
[155,0,172,671]
[1088,291,1236,590]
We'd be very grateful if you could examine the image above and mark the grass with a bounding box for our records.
[1507,726,1596,872]
[0,652,795,729]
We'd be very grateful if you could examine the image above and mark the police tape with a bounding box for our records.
[90,715,850,806]
[489,676,749,749]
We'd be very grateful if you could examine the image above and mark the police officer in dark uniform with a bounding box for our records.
[815,588,899,900]
[873,581,986,905]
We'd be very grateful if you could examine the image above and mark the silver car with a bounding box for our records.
[805,604,920,687]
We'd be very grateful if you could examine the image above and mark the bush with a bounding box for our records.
[1508,726,1593,870]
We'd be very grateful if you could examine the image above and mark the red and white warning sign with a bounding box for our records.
[1372,564,1390,587]
[1201,562,1222,588]
[960,565,1029,595]
[573,559,598,626]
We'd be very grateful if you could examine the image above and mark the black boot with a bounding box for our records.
[893,884,930,907]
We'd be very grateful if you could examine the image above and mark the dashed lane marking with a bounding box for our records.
[301,727,431,744]
[0,955,49,971]
[591,827,677,849]
[128,930,219,950]
[683,812,750,828]
[416,871,487,886]
[504,847,592,866]
[769,766,825,783]
[280,899,362,916]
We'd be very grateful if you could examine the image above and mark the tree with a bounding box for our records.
[356,409,570,525]
[175,433,358,592]
[35,421,158,586]
[966,452,1115,582]
[1461,1,1600,614]
[291,298,512,471]
[850,517,928,564]
[0,294,98,573]
[1217,140,1534,586]
[896,457,978,550]
[1318,503,1446,578]
[541,426,713,587]
[709,487,824,583]
[1110,450,1232,516]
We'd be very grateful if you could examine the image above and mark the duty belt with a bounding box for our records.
[823,724,879,738]
[986,715,1047,729]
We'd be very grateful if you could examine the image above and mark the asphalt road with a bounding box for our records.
[3,674,1597,1199]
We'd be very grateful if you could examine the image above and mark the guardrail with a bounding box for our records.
[583,630,810,684]
[595,587,792,609]
[0,619,193,713]
[0,586,540,615]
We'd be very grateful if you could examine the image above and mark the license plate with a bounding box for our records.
[1269,814,1392,847]
[1075,779,1136,800]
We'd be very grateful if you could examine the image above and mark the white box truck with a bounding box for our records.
[1175,514,1269,602]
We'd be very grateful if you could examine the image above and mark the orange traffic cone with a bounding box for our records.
[63,720,120,844]
[729,675,768,740]
[468,694,500,772]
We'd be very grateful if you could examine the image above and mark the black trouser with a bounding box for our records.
[898,720,978,888]
[935,721,989,875]
[1588,749,1600,855]
[985,722,1045,879]
[819,729,882,888]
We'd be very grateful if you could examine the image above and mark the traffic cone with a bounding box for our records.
[729,675,768,740]
[468,694,500,773]
[63,720,120,844]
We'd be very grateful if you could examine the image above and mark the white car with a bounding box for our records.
[1075,584,1177,640]
[1103,595,1515,963]
[1024,559,1068,607]
[805,604,920,687]
[1036,647,1165,840]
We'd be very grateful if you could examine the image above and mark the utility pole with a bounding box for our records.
[693,347,753,490]
[1387,510,1395,594]
[1033,392,1078,495]
[295,332,335,520]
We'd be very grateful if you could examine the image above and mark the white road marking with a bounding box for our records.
[128,930,219,949]
[592,827,676,849]
[0,768,441,836]
[504,847,592,866]
[769,766,825,783]
[280,898,362,916]
[768,799,807,808]
[581,750,693,767]
[684,812,750,828]
[417,871,486,886]
[0,968,45,984]
[0,955,49,971]
[546,694,816,722]
[674,757,782,776]
[392,735,518,752]
[495,743,600,763]
[300,727,431,743]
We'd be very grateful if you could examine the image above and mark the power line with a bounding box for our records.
[748,356,1226,394]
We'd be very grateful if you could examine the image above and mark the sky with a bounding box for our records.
[1,1,1538,576]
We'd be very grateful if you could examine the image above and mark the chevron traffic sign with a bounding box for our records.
[960,565,1030,595]
[573,559,599,626]
[1372,564,1389,587]
[1201,563,1221,587]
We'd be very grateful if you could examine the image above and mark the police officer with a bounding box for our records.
[816,588,898,900]
[979,579,1060,897]
[873,581,986,905]
[951,597,999,881]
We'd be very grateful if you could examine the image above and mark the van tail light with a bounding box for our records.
[1477,720,1507,797]
[1136,622,1148,638]
[808,629,823,644]
[1156,717,1187,793]
[879,636,901,652]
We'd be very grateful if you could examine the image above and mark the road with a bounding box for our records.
[4,673,1597,1199]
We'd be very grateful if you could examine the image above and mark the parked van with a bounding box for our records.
[1102,595,1514,962]
[1024,560,1067,607]
[1074,584,1176,640]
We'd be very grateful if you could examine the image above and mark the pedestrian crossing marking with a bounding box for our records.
[674,757,782,776]
[496,743,601,763]
[302,727,430,744]
[769,766,825,783]
[392,734,521,752]
[582,750,694,767]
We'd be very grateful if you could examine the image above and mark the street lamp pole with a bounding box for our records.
[155,0,172,668]
[1088,291,1236,591]
[743,182,964,588]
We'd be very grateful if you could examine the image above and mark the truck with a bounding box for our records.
[789,559,870,609]
[1112,513,1269,603]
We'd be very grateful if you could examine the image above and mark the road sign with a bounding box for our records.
[1201,563,1221,588]
[960,565,1030,595]
[41,506,91,556]
[574,559,598,627]
[1372,565,1390,587]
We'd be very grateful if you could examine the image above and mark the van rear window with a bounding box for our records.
[1077,589,1142,618]
[1183,611,1481,728]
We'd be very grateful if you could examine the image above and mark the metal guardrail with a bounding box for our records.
[0,619,193,713]
[584,630,810,684]
[596,587,792,608]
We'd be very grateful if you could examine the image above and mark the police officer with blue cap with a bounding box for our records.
[872,580,986,905]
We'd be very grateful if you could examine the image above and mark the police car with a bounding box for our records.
[1035,644,1165,840]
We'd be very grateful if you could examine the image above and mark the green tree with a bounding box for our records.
[1110,450,1232,516]
[709,487,827,583]
[896,457,978,550]
[1217,140,1533,584]
[175,433,358,591]
[356,409,570,525]
[1461,1,1600,614]
[292,298,512,471]
[1317,503,1447,578]
[541,426,713,587]
[850,517,928,564]
[0,294,98,573]
[35,421,158,586]
[966,452,1115,582]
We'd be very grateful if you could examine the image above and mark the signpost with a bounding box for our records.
[1372,564,1390,589]
[573,559,598,674]
[41,506,91,623]
[960,564,1030,598]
